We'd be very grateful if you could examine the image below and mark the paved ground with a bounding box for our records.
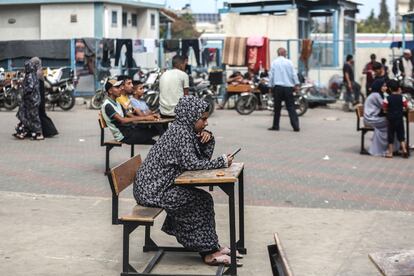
[0,103,413,211]
[1,191,414,276]
[0,103,414,275]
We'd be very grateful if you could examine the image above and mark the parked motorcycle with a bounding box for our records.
[235,77,308,116]
[142,68,162,111]
[189,72,216,116]
[0,69,23,110]
[44,67,76,111]
[90,78,107,110]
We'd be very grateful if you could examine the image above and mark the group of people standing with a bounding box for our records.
[13,57,58,140]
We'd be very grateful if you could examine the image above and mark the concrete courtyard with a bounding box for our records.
[0,103,413,275]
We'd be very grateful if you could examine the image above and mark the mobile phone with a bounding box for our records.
[229,148,241,158]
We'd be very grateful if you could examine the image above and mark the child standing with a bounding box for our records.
[382,79,409,158]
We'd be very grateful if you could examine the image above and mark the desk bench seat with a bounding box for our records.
[99,112,135,175]
[120,205,163,223]
[355,104,373,154]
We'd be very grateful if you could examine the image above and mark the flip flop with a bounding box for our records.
[219,246,244,259]
[204,254,243,267]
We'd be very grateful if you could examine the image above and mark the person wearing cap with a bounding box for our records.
[392,49,414,92]
[101,79,159,145]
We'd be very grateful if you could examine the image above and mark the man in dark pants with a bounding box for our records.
[268,47,300,132]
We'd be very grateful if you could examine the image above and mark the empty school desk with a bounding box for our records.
[175,163,246,276]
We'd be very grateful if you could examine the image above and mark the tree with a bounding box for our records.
[378,0,390,31]
[171,13,201,39]
[357,3,391,33]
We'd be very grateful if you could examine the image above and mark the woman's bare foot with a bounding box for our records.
[204,251,228,265]
[384,151,393,158]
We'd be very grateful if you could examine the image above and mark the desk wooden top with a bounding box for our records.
[175,163,244,185]
[135,118,174,125]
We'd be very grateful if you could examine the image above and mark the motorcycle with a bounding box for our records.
[90,78,107,110]
[142,68,162,111]
[189,71,216,116]
[235,77,308,116]
[44,67,76,111]
[0,69,23,110]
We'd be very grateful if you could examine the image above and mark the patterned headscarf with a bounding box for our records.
[23,59,40,93]
[24,59,37,74]
[30,56,44,80]
[174,96,208,129]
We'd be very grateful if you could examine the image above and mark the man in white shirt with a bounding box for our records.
[159,55,189,118]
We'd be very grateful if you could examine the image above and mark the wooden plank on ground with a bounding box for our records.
[369,250,414,276]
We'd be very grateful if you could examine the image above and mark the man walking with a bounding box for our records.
[343,54,361,111]
[268,47,300,132]
[159,55,189,118]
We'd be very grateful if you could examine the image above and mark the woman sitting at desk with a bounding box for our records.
[133,96,239,266]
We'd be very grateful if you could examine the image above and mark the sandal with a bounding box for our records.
[14,133,26,140]
[219,246,244,259]
[204,254,243,267]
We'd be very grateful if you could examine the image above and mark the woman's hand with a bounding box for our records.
[227,155,234,167]
[197,130,212,143]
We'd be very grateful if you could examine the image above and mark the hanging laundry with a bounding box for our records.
[163,39,180,52]
[133,39,146,53]
[181,39,201,66]
[246,36,270,73]
[144,39,156,53]
[101,38,114,67]
[115,39,133,67]
[222,37,247,66]
[300,39,313,62]
[247,36,264,47]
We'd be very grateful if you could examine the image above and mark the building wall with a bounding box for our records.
[122,6,139,39]
[396,0,409,31]
[222,10,299,65]
[40,4,94,39]
[103,4,123,38]
[0,5,40,40]
[222,10,298,39]
[136,8,159,39]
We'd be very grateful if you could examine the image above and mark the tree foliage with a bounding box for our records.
[357,0,391,33]
[171,13,201,39]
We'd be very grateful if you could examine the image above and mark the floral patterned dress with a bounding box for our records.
[16,60,42,136]
[133,96,227,252]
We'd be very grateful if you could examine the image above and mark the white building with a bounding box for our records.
[396,0,411,31]
[0,0,164,40]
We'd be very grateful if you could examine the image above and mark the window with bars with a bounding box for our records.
[131,14,137,26]
[122,12,127,26]
[150,14,155,29]
[112,11,117,26]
